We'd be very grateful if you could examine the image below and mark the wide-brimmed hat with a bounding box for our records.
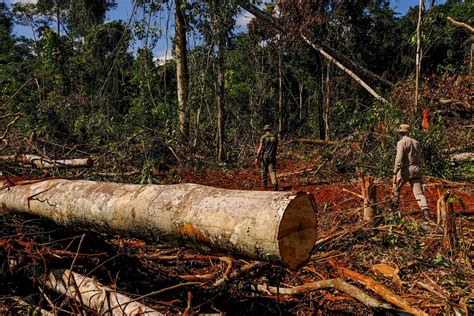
[397,124,411,133]
[263,124,272,131]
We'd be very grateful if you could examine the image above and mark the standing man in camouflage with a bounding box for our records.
[391,124,430,219]
[255,124,279,191]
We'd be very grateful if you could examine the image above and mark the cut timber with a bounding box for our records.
[0,179,317,269]
[45,268,162,315]
[0,155,92,169]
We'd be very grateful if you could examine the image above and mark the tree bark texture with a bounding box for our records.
[0,155,92,169]
[0,179,318,269]
[174,0,190,142]
[45,268,161,315]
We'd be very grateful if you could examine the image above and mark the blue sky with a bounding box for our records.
[3,0,447,61]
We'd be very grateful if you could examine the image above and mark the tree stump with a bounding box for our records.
[436,186,458,256]
[357,167,377,222]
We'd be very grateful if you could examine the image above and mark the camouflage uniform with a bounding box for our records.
[257,126,278,190]
[391,124,429,215]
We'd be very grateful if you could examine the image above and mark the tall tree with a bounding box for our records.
[174,0,190,143]
[415,0,424,109]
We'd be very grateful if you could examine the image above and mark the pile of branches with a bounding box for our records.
[1,189,472,315]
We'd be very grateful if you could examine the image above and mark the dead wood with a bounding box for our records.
[356,168,377,222]
[447,17,474,33]
[251,278,391,309]
[300,32,389,104]
[238,2,391,103]
[0,114,21,142]
[450,152,474,163]
[436,187,459,256]
[0,179,317,269]
[44,268,162,315]
[329,259,428,316]
[0,155,92,169]
[213,262,267,287]
[9,297,54,316]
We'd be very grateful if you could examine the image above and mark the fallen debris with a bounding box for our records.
[0,155,93,169]
[44,268,162,315]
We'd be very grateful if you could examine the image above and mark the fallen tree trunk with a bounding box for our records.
[0,155,92,169]
[0,179,317,269]
[45,268,162,315]
[450,152,474,164]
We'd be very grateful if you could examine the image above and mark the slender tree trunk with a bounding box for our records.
[318,68,326,140]
[278,49,284,134]
[324,63,331,140]
[299,81,304,120]
[216,41,225,161]
[415,0,423,110]
[174,0,190,142]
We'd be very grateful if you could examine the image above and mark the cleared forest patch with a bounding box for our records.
[1,150,472,315]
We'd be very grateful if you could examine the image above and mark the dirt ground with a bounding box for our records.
[0,152,473,315]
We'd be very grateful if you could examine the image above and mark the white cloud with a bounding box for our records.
[235,12,255,29]
[13,0,38,3]
[153,49,174,66]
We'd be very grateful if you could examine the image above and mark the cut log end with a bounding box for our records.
[278,192,317,269]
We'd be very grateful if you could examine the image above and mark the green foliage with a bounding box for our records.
[433,252,451,267]
[0,0,472,174]
[135,160,159,184]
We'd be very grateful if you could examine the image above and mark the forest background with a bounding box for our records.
[0,0,472,182]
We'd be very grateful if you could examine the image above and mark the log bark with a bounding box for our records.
[0,155,92,169]
[0,179,317,269]
[45,268,161,315]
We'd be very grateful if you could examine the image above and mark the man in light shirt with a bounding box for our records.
[391,124,430,219]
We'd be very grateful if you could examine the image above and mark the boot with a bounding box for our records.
[273,184,279,191]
